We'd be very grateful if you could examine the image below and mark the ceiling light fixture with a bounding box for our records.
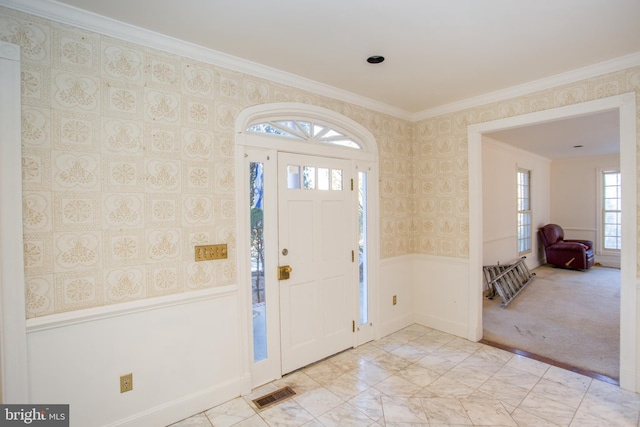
[366,55,385,64]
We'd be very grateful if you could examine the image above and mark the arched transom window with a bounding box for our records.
[247,120,361,150]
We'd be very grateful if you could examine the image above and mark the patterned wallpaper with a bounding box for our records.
[413,70,640,260]
[412,117,470,258]
[0,7,413,318]
[2,7,639,318]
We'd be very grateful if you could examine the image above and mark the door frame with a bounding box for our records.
[468,93,638,391]
[0,41,29,402]
[234,103,379,386]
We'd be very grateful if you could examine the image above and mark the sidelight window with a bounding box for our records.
[358,171,369,325]
[250,162,267,362]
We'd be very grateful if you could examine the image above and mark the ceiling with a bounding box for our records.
[484,110,621,158]
[43,0,640,116]
[12,0,640,158]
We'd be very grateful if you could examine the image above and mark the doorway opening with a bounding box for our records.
[235,103,379,388]
[480,111,621,381]
[468,93,638,392]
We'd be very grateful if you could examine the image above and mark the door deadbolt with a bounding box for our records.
[282,248,288,256]
[278,265,292,280]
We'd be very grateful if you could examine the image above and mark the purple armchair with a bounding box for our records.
[538,224,594,271]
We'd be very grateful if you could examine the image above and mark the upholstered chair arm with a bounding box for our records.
[551,242,589,251]
[564,239,593,249]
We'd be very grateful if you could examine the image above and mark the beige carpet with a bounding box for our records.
[483,265,620,379]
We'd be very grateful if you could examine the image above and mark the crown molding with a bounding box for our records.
[411,52,640,122]
[0,0,412,120]
[2,0,639,124]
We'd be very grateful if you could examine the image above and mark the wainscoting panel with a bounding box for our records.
[378,256,415,338]
[26,286,250,427]
[412,254,471,339]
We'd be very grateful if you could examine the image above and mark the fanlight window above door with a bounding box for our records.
[247,120,361,150]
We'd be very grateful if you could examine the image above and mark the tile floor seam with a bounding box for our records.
[169,324,640,427]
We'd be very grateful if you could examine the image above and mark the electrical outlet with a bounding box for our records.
[120,373,133,393]
[393,295,397,305]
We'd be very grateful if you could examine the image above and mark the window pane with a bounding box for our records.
[303,166,315,189]
[248,120,361,150]
[518,212,531,227]
[605,224,621,236]
[605,186,620,199]
[517,169,531,254]
[604,173,620,185]
[332,169,343,191]
[318,167,329,190]
[605,236,620,249]
[287,165,301,189]
[248,123,289,137]
[602,171,621,250]
[276,120,298,132]
[605,199,620,210]
[324,139,361,149]
[324,129,344,138]
[605,212,620,224]
[298,121,311,134]
[358,172,368,325]
[250,162,267,362]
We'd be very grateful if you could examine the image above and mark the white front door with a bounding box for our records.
[278,152,356,374]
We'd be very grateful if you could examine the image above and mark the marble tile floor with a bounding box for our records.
[169,324,640,426]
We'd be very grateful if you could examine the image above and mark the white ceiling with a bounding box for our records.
[9,0,640,158]
[41,0,640,115]
[485,110,620,158]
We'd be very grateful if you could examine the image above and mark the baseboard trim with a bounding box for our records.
[619,367,638,393]
[106,374,252,427]
[414,313,468,339]
[378,313,414,339]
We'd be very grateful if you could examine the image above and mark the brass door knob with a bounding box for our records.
[277,265,292,280]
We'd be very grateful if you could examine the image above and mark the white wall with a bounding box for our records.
[482,137,551,270]
[23,260,411,427]
[550,154,621,267]
[379,257,415,338]
[26,287,249,427]
[413,255,471,338]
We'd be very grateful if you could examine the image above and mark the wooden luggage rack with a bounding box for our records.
[483,257,535,307]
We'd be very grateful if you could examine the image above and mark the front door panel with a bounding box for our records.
[278,152,355,374]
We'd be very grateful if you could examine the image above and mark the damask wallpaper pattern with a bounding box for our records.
[413,69,640,261]
[0,7,413,318]
[2,7,639,319]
